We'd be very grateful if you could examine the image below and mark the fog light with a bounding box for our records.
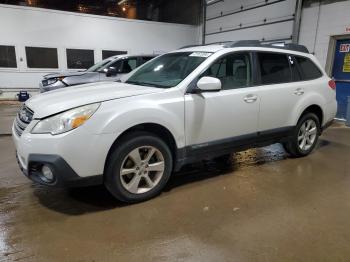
[41,165,54,182]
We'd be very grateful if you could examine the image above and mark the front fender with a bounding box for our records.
[88,92,185,148]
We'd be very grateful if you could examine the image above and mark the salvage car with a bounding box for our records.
[14,41,337,203]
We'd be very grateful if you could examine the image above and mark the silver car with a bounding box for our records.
[39,54,156,92]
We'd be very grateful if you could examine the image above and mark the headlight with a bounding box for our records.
[46,78,58,85]
[31,103,100,135]
[45,76,64,86]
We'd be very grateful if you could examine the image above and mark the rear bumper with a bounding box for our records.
[16,152,103,187]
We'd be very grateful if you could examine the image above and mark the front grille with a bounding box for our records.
[14,105,34,137]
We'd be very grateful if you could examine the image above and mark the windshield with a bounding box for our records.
[86,58,112,72]
[125,52,212,88]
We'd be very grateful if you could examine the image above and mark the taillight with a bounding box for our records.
[328,79,336,90]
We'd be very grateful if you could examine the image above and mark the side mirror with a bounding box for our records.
[196,76,221,92]
[105,67,117,77]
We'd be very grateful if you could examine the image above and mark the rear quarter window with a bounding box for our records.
[295,56,323,80]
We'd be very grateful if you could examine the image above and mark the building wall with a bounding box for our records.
[204,0,297,44]
[0,4,200,99]
[299,0,350,69]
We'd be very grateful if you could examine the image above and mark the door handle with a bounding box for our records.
[294,88,304,96]
[243,94,258,103]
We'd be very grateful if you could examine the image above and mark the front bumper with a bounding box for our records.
[39,80,66,93]
[16,153,102,187]
[12,120,118,188]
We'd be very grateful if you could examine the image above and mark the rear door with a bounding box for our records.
[256,52,304,133]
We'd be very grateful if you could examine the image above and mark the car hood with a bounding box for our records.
[26,81,163,119]
[43,71,88,79]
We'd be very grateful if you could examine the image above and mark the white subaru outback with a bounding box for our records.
[13,41,337,203]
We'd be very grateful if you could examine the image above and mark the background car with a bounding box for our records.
[39,54,156,92]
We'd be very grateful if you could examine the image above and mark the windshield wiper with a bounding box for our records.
[126,81,166,88]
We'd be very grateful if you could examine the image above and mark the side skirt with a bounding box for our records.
[174,126,294,171]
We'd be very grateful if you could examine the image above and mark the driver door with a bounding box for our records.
[184,52,260,154]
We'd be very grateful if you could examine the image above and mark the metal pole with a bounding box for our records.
[292,0,303,44]
[202,0,207,45]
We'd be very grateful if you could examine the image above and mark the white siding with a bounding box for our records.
[299,0,350,68]
[205,0,297,44]
[0,4,200,98]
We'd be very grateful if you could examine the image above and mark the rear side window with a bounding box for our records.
[288,55,302,81]
[295,56,323,80]
[258,53,291,85]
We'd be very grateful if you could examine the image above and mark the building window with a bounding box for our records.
[0,45,17,68]
[25,47,58,68]
[66,49,94,69]
[102,50,127,60]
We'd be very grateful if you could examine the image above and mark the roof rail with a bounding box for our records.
[225,40,309,53]
[179,41,235,49]
[179,44,202,49]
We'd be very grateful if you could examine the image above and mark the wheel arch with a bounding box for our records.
[298,104,324,127]
[103,123,178,175]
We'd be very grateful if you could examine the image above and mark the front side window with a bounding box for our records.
[66,49,94,69]
[25,47,58,68]
[202,52,252,90]
[120,58,137,73]
[125,52,211,88]
[0,45,17,68]
[104,58,137,73]
[86,59,112,72]
[295,56,323,80]
[258,52,291,85]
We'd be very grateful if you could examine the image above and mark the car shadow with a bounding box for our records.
[33,160,236,216]
[33,141,331,216]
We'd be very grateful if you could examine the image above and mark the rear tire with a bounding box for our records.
[104,131,173,203]
[284,113,320,157]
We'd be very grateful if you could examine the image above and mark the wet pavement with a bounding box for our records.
[0,102,21,135]
[1,118,350,261]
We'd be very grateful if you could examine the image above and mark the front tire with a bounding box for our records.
[104,131,173,203]
[284,113,320,157]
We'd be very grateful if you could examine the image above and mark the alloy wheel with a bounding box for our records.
[119,146,165,194]
[297,119,317,151]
